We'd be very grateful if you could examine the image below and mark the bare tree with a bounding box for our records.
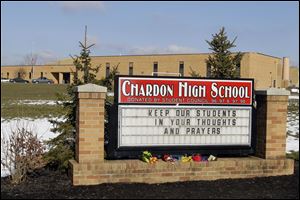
[19,53,39,79]
[14,67,27,79]
[22,54,38,65]
[189,66,201,77]
[1,121,46,184]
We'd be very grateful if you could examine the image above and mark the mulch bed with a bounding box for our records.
[1,161,299,199]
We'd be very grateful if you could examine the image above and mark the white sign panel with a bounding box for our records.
[118,105,252,147]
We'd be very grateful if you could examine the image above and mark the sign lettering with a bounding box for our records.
[118,106,251,147]
[118,77,253,105]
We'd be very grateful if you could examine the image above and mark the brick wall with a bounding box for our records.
[70,157,294,185]
[256,89,290,159]
[75,84,107,163]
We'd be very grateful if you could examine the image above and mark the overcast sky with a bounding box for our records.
[1,1,299,66]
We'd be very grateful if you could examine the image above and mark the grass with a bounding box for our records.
[1,104,66,119]
[1,83,68,102]
[1,83,69,119]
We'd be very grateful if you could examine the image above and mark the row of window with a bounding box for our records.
[105,62,241,77]
[105,61,186,77]
[105,62,134,77]
[3,63,240,79]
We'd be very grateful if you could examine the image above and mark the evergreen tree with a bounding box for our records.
[45,26,99,171]
[71,41,99,84]
[206,27,243,78]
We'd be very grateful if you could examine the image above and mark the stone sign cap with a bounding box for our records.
[255,88,290,96]
[76,83,107,93]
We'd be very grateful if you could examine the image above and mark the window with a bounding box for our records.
[206,63,211,77]
[129,62,133,76]
[7,72,9,79]
[179,61,184,76]
[41,72,43,78]
[106,63,110,78]
[236,62,241,78]
[18,72,21,78]
[273,80,276,87]
[29,72,32,79]
[153,62,158,76]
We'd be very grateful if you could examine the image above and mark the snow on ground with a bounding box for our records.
[291,88,299,93]
[288,95,299,100]
[13,100,70,105]
[1,117,60,141]
[286,104,299,153]
[287,116,299,137]
[286,136,299,153]
[1,117,64,177]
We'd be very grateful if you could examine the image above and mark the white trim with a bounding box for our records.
[151,72,182,76]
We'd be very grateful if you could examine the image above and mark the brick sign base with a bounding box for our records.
[69,157,294,185]
[69,84,294,186]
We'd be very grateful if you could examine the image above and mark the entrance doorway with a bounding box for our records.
[63,73,70,84]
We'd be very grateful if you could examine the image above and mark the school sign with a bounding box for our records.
[70,79,293,186]
[106,76,255,159]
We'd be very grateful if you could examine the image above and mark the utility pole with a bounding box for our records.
[270,72,272,88]
[31,42,34,79]
[84,25,87,49]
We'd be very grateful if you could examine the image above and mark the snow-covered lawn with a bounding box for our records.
[1,117,60,141]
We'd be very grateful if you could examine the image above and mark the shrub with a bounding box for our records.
[286,151,299,161]
[1,123,46,184]
[44,142,74,171]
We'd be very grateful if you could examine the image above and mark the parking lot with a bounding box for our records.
[1,76,55,84]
